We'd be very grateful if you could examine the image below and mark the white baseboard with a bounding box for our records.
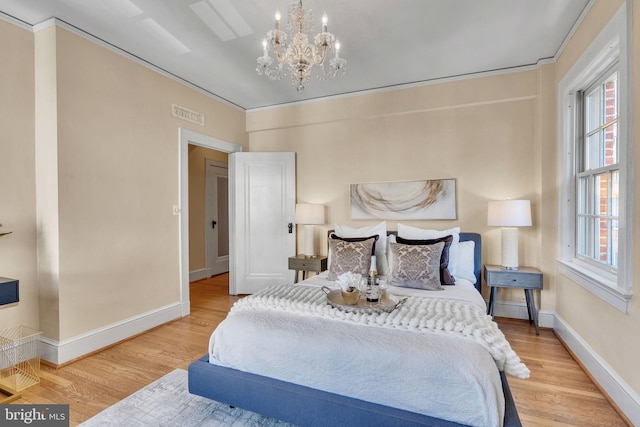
[553,314,640,425]
[40,302,183,366]
[491,300,555,328]
[189,268,209,282]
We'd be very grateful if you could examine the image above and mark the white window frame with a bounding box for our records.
[557,5,633,313]
[575,66,620,270]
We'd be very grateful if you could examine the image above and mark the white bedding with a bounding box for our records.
[208,276,528,427]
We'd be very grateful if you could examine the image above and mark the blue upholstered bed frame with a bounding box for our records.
[188,232,523,426]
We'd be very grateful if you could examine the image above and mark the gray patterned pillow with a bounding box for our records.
[327,237,375,280]
[389,241,444,290]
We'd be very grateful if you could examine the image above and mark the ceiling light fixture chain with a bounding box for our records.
[256,0,346,92]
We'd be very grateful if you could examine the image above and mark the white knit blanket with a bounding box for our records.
[231,284,530,379]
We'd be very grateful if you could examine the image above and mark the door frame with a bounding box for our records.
[179,128,243,317]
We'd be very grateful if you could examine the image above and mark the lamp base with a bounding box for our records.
[303,225,316,258]
[500,227,519,270]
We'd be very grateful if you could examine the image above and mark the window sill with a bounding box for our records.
[557,259,632,313]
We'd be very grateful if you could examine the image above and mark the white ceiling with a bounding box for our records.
[0,0,591,110]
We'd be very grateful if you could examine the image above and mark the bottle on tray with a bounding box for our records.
[366,255,379,303]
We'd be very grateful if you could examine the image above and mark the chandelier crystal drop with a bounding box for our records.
[256,0,346,92]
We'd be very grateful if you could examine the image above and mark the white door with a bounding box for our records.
[229,152,296,295]
[205,160,229,276]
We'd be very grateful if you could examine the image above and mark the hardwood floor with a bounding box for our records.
[13,274,629,426]
[498,318,629,426]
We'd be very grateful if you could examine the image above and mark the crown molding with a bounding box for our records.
[0,10,33,31]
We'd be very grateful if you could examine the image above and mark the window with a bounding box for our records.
[576,68,619,271]
[557,6,632,313]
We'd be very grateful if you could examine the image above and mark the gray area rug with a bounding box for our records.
[79,369,296,426]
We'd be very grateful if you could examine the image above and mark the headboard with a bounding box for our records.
[328,230,482,293]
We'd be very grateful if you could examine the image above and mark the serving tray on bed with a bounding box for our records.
[321,287,407,314]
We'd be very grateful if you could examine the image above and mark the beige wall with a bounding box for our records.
[248,71,541,303]
[2,20,248,346]
[549,0,640,396]
[188,146,228,271]
[50,26,247,341]
[0,20,37,330]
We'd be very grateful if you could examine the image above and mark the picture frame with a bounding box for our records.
[350,179,457,220]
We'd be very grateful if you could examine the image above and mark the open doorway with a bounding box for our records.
[205,159,229,277]
[187,148,229,282]
[178,128,242,317]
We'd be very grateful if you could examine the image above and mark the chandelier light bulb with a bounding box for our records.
[322,13,328,32]
[335,40,340,58]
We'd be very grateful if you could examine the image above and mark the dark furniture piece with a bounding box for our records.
[0,277,19,306]
[485,264,543,335]
[189,233,522,427]
[288,255,328,283]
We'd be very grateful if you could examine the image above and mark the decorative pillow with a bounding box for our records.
[327,237,376,280]
[397,224,461,275]
[396,235,455,285]
[449,240,477,284]
[388,242,444,290]
[334,221,389,275]
[329,233,379,256]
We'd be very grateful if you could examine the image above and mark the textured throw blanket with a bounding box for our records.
[231,284,530,379]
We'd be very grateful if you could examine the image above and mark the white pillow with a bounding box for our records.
[397,224,460,244]
[334,221,388,275]
[397,224,462,278]
[449,240,476,284]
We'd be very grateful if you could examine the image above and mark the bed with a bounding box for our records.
[189,225,525,427]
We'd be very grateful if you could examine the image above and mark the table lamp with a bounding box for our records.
[295,204,325,258]
[487,200,532,270]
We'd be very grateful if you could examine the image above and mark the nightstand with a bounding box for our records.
[288,255,328,283]
[484,265,543,335]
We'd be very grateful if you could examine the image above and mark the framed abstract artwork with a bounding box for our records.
[350,179,456,220]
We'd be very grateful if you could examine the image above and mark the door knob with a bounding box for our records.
[212,220,217,229]
[288,223,293,233]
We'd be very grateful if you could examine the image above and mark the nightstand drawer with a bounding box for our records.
[288,256,328,272]
[484,266,543,290]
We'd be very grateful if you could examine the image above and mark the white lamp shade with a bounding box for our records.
[295,204,325,225]
[488,199,531,270]
[487,200,532,227]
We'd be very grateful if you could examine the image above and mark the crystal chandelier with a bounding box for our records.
[256,0,346,92]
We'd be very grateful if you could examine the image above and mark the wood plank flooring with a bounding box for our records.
[12,274,629,426]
